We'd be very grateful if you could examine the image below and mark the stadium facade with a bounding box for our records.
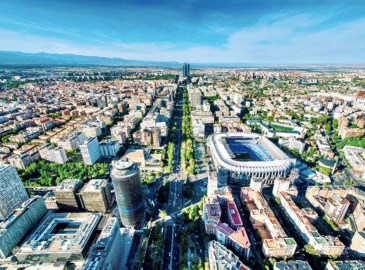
[209,133,296,186]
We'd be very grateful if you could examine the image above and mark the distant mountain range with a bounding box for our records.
[0,51,363,69]
[0,50,256,68]
[0,51,181,68]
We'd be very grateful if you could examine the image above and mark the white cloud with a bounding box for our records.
[0,10,364,63]
[222,12,365,63]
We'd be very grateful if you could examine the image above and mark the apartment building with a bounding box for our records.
[241,187,297,258]
[306,186,365,231]
[80,179,112,212]
[54,179,83,211]
[203,188,251,259]
[100,140,120,158]
[350,231,365,258]
[80,137,101,165]
[279,191,344,256]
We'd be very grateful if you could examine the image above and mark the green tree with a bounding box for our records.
[268,257,276,266]
[333,119,339,129]
[304,244,320,256]
[166,142,175,173]
[158,210,168,219]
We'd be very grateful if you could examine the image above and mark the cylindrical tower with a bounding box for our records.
[111,160,145,228]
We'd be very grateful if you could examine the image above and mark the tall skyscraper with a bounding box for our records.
[182,63,190,77]
[111,160,145,228]
[0,164,29,220]
[80,137,101,165]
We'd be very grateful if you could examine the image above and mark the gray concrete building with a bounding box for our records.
[16,212,101,263]
[83,218,134,270]
[0,164,29,221]
[54,179,83,211]
[0,196,47,258]
[80,179,112,212]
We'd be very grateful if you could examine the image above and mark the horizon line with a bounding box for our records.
[1,50,365,67]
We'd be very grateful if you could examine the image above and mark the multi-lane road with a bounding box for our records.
[162,86,185,270]
[162,222,181,270]
[167,178,184,213]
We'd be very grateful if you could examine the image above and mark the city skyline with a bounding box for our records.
[0,1,365,269]
[0,62,365,269]
[0,0,364,63]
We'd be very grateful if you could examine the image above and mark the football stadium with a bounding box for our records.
[209,133,296,185]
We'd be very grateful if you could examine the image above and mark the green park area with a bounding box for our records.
[19,160,109,187]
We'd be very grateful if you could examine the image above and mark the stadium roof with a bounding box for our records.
[209,133,295,176]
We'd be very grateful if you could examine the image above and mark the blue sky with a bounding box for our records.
[0,0,364,63]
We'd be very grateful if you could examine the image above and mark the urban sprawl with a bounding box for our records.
[0,64,365,270]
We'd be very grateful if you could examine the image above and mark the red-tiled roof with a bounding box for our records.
[217,223,235,235]
[229,228,251,249]
[227,201,243,226]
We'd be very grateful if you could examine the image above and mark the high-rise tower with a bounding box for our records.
[111,160,145,228]
[0,165,29,220]
[182,63,190,77]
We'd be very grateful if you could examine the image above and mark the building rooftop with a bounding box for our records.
[0,163,12,172]
[0,196,43,234]
[217,223,235,235]
[80,179,108,193]
[114,160,133,170]
[281,191,345,249]
[208,240,251,270]
[83,218,126,270]
[242,187,289,240]
[83,137,98,144]
[229,228,251,249]
[328,260,365,270]
[17,212,101,257]
[59,131,83,140]
[205,201,222,222]
[111,159,139,178]
[274,260,312,270]
[284,238,296,245]
[100,139,119,145]
[318,158,336,168]
[0,263,69,270]
[227,201,243,227]
[55,179,82,192]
